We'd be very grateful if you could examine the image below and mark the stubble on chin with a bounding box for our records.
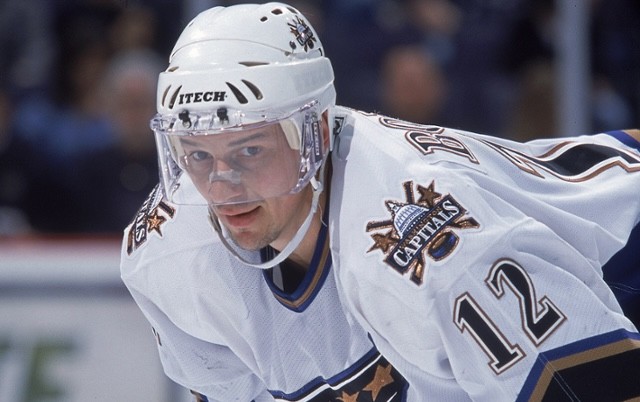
[226,224,280,252]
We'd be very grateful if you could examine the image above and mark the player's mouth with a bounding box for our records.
[214,204,261,229]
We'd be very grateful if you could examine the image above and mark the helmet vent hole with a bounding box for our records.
[168,85,182,109]
[287,7,297,14]
[242,80,263,100]
[161,85,171,106]
[239,61,269,67]
[167,66,179,72]
[226,82,248,104]
[271,8,283,15]
[260,16,268,22]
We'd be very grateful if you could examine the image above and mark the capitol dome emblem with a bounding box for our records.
[366,181,479,285]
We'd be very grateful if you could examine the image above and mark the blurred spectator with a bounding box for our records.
[322,0,422,111]
[396,0,461,65]
[0,0,54,99]
[505,61,558,141]
[109,4,158,53]
[0,0,54,234]
[378,45,448,125]
[500,0,557,140]
[2,1,179,233]
[444,0,530,134]
[501,0,639,139]
[12,2,119,169]
[590,0,640,131]
[0,88,33,235]
[8,2,120,232]
[72,49,164,233]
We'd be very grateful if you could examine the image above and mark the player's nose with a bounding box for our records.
[206,162,245,204]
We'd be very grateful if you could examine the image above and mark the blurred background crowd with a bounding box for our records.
[0,0,638,236]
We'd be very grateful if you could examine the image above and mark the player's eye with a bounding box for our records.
[238,146,261,157]
[189,150,212,162]
[183,150,213,173]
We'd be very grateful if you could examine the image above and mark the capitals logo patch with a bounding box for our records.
[366,181,479,285]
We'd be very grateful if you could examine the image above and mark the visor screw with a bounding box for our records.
[179,110,192,128]
[217,107,229,123]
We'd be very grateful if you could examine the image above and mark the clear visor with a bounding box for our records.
[151,101,324,206]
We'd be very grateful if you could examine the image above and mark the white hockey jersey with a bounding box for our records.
[121,106,640,401]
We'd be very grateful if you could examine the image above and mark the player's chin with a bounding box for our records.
[228,230,269,252]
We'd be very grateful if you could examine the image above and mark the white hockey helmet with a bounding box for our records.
[151,2,336,206]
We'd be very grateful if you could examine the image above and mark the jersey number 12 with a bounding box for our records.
[453,259,567,374]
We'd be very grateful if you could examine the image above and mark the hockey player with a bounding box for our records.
[120,3,640,401]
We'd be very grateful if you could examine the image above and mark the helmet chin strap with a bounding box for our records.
[208,177,323,269]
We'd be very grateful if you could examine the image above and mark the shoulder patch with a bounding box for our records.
[366,181,479,285]
[126,184,176,255]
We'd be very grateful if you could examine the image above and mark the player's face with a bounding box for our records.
[179,124,310,250]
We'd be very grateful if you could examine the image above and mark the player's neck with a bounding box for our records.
[282,188,327,270]
[270,188,327,293]
[271,160,331,270]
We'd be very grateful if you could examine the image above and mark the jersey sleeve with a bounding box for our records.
[438,215,640,401]
[120,186,274,401]
[344,175,640,401]
[125,286,273,402]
